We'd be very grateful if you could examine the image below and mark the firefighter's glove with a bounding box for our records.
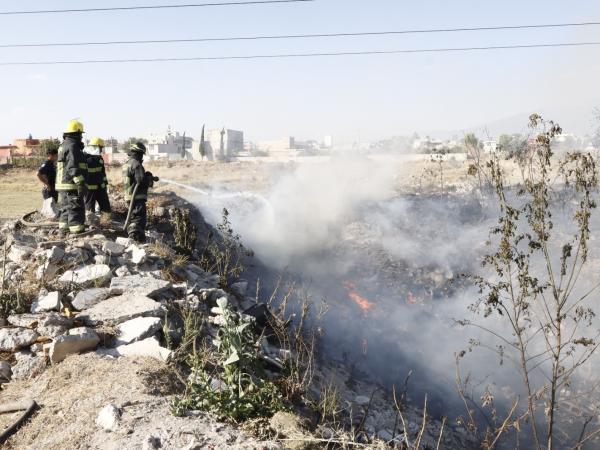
[145,171,158,188]
[77,184,88,197]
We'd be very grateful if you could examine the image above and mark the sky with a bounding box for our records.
[1,0,600,144]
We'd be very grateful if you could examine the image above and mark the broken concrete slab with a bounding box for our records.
[72,288,110,311]
[36,260,60,281]
[109,275,171,298]
[8,244,35,264]
[31,291,61,313]
[45,246,65,263]
[105,336,171,361]
[102,240,126,256]
[0,327,39,352]
[8,312,74,338]
[115,317,162,346]
[11,354,46,380]
[59,264,112,287]
[77,294,164,326]
[49,327,100,364]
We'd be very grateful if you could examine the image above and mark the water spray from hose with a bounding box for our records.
[161,178,272,207]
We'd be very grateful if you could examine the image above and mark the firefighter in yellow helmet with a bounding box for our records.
[84,137,111,225]
[56,120,87,236]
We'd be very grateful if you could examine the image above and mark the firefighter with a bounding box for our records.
[37,146,59,203]
[56,120,87,236]
[123,142,158,243]
[84,137,111,225]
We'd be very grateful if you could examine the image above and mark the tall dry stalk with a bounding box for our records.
[461,114,600,449]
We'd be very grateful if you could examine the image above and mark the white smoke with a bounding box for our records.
[165,157,600,428]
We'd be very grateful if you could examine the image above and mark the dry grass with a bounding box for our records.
[0,168,41,222]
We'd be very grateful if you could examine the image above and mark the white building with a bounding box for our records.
[198,128,244,161]
[258,137,295,157]
[146,130,193,161]
[482,140,498,153]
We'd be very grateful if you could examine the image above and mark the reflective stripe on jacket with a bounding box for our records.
[85,155,108,191]
[56,137,87,191]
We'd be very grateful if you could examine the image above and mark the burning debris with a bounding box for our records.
[343,281,375,313]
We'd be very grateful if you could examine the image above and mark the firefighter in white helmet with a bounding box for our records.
[83,137,111,225]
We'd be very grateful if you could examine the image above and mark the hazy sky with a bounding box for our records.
[1,0,600,144]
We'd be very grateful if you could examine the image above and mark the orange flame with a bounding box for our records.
[407,291,419,304]
[343,281,375,312]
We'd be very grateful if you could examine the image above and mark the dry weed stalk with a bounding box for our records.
[460,114,600,449]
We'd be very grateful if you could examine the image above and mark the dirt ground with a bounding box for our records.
[0,354,280,450]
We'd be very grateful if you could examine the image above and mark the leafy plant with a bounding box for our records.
[173,298,285,422]
[201,208,252,288]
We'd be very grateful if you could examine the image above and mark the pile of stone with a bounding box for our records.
[0,220,245,384]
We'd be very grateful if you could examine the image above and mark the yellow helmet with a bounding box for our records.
[89,137,105,147]
[64,120,84,134]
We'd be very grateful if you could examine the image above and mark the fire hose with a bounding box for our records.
[123,183,140,232]
[123,175,159,233]
[19,211,57,228]
[0,399,39,445]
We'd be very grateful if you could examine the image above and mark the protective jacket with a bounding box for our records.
[56,136,87,191]
[85,154,108,191]
[123,152,151,201]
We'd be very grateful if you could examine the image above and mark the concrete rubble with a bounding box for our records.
[115,317,163,345]
[31,291,61,313]
[100,336,171,361]
[109,275,171,298]
[59,264,112,287]
[0,327,39,352]
[72,287,110,310]
[78,294,164,326]
[49,327,101,364]
[8,312,73,338]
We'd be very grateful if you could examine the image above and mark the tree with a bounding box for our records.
[498,133,530,182]
[36,139,60,157]
[464,133,492,194]
[120,137,148,153]
[460,114,600,449]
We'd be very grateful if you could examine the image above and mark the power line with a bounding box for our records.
[0,41,598,66]
[0,0,313,16]
[2,21,600,48]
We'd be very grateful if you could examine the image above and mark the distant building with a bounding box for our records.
[0,145,16,164]
[203,128,244,161]
[258,137,295,156]
[482,140,498,153]
[12,135,40,156]
[146,129,193,161]
[323,135,333,149]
